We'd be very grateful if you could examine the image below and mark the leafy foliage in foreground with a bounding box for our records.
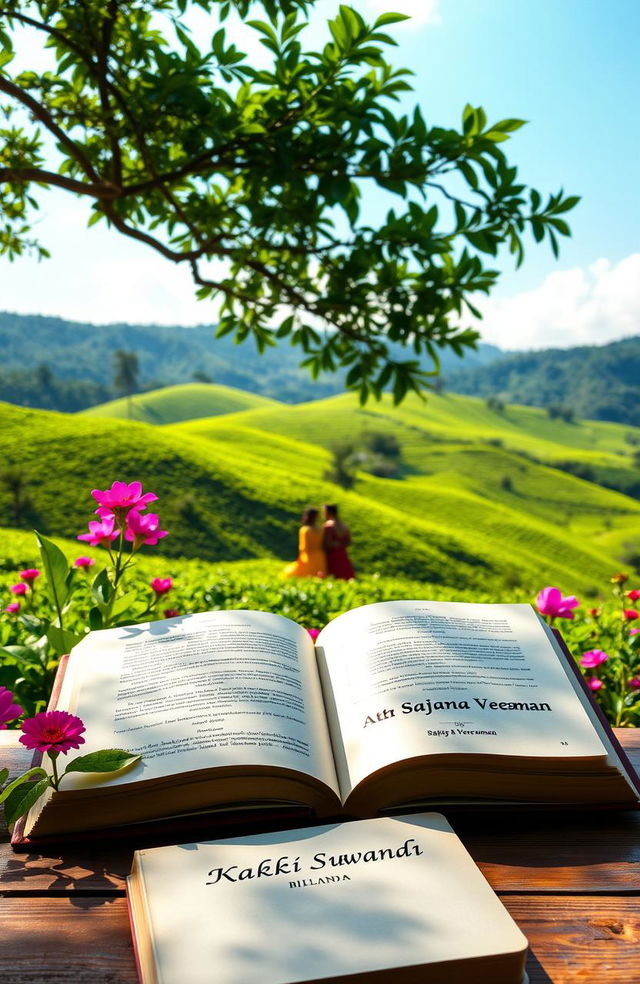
[1,0,577,400]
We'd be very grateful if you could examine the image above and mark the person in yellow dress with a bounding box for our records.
[283,507,328,577]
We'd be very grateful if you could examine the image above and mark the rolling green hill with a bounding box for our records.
[3,384,639,597]
[446,335,640,427]
[80,382,279,424]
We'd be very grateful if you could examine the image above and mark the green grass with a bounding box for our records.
[80,382,279,424]
[211,390,639,471]
[3,384,640,597]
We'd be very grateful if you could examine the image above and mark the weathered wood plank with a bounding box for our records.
[504,896,640,983]
[0,896,638,984]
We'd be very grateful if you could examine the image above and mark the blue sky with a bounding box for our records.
[2,0,639,350]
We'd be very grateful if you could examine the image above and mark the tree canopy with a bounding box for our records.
[0,0,578,401]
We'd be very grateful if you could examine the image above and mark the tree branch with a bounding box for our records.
[0,168,119,198]
[0,77,100,182]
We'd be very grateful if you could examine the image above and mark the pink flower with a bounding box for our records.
[628,677,640,689]
[622,609,639,621]
[535,586,579,619]
[587,677,603,691]
[19,568,40,582]
[4,602,20,614]
[307,628,320,641]
[78,516,119,548]
[92,481,157,518]
[627,589,640,601]
[0,687,23,729]
[74,556,96,569]
[125,511,168,548]
[630,628,640,636]
[19,710,86,754]
[580,649,609,668]
[10,583,28,596]
[163,609,180,618]
[150,577,173,596]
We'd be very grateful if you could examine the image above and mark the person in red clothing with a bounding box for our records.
[322,503,355,580]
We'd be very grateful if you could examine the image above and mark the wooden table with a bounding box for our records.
[1,732,639,984]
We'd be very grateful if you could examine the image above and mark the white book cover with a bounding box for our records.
[128,813,528,984]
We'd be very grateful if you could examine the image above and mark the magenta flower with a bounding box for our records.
[622,609,639,621]
[125,511,168,548]
[163,609,180,618]
[19,568,40,582]
[77,516,119,548]
[0,687,23,729]
[307,628,320,641]
[4,602,20,614]
[587,677,603,691]
[535,586,579,619]
[150,577,173,596]
[92,481,157,518]
[627,589,640,601]
[628,677,640,689]
[580,649,609,668]
[10,583,28,596]
[74,556,96,569]
[630,628,640,636]
[19,710,86,754]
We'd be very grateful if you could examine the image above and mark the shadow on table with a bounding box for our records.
[1,848,129,908]
[526,949,553,983]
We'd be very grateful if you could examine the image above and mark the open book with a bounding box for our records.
[14,600,640,843]
[127,813,529,984]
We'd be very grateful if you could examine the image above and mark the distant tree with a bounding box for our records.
[0,466,32,526]
[193,371,214,384]
[35,363,54,392]
[0,0,578,403]
[365,431,402,460]
[113,350,140,419]
[324,442,357,490]
[547,404,574,423]
[486,395,505,413]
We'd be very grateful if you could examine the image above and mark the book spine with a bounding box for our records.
[126,882,145,984]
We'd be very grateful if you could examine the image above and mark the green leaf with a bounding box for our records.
[46,625,82,656]
[35,531,70,615]
[62,749,142,776]
[111,590,138,619]
[91,568,114,614]
[374,12,410,27]
[0,768,9,786]
[0,767,49,805]
[88,607,104,631]
[3,778,50,826]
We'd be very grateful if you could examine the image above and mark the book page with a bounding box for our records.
[130,814,527,984]
[317,600,608,794]
[56,610,339,794]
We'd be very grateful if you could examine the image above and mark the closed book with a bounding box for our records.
[127,813,529,984]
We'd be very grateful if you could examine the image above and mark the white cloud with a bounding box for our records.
[359,0,441,28]
[471,254,640,351]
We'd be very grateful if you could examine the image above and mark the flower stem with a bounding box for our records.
[48,752,60,791]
